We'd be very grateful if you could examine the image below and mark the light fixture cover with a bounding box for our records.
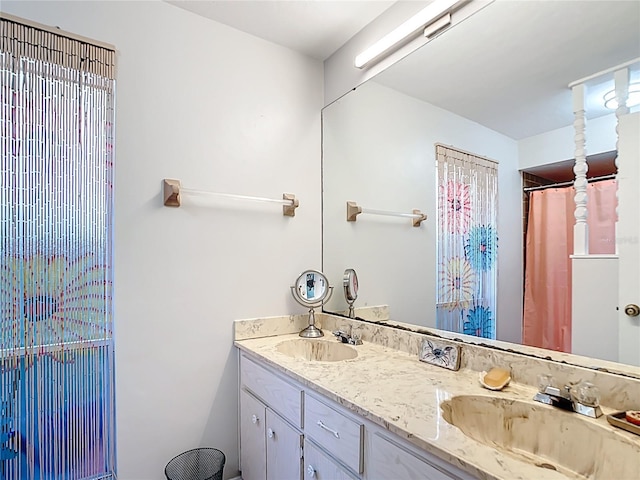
[603,83,640,109]
[354,0,461,69]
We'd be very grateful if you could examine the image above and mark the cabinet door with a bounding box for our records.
[266,408,302,480]
[304,439,358,480]
[240,389,267,480]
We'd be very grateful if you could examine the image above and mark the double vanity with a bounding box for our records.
[234,313,640,480]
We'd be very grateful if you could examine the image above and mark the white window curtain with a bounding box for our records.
[436,145,498,339]
[0,15,116,480]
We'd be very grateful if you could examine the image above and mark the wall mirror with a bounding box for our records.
[321,0,640,371]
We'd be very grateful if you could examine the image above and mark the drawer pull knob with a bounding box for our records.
[251,415,258,424]
[267,428,274,439]
[317,420,340,439]
[307,465,316,478]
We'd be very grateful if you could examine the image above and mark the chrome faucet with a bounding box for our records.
[332,329,362,345]
[533,378,602,418]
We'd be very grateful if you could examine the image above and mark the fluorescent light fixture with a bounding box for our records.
[354,0,461,69]
[603,83,640,109]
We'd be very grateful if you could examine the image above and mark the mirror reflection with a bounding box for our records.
[322,0,640,366]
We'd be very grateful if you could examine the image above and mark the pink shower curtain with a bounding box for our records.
[523,179,617,352]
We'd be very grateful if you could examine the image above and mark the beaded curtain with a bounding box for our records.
[0,17,116,480]
[436,145,498,339]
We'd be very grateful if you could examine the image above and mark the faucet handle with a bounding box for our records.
[571,381,600,407]
[350,324,362,343]
[332,330,348,343]
[537,374,555,393]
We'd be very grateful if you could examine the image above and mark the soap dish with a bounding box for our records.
[607,412,640,436]
[479,371,511,391]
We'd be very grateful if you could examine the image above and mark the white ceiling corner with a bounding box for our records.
[166,0,397,60]
[165,0,640,140]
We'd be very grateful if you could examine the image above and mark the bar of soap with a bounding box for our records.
[481,367,511,389]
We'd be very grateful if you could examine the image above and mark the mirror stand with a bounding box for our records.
[299,307,324,338]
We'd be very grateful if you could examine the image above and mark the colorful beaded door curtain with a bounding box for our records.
[436,145,498,339]
[0,16,116,480]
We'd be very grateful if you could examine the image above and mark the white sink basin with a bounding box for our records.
[440,395,640,479]
[276,339,358,362]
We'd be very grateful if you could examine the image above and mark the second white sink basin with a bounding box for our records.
[440,395,640,479]
[276,339,358,362]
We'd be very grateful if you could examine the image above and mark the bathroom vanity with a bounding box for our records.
[234,314,640,480]
[239,351,474,480]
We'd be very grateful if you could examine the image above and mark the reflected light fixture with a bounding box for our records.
[423,13,452,38]
[603,82,640,109]
[354,0,462,69]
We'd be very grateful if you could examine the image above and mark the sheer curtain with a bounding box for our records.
[436,145,498,339]
[0,15,116,480]
[523,179,617,352]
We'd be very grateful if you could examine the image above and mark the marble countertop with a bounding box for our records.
[235,333,627,480]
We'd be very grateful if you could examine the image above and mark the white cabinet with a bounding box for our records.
[265,408,302,480]
[239,352,476,480]
[240,389,302,480]
[240,389,266,480]
[239,354,303,480]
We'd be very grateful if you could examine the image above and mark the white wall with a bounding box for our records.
[0,2,323,479]
[323,81,522,343]
[571,256,619,361]
[518,113,617,169]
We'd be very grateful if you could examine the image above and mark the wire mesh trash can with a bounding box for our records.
[165,448,225,480]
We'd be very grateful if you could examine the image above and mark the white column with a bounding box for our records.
[572,84,588,255]
[613,68,629,256]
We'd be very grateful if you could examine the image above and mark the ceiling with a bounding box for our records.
[168,0,640,141]
[167,0,397,60]
[372,0,640,140]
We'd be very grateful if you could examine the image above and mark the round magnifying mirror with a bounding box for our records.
[291,270,333,338]
[343,269,358,318]
[343,269,359,302]
[292,270,330,306]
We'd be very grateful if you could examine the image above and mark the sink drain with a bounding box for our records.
[536,462,558,471]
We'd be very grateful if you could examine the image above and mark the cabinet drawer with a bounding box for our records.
[368,432,463,480]
[304,394,363,474]
[241,354,303,428]
[304,439,358,480]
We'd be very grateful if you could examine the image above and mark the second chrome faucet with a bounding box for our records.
[332,328,362,345]
[533,375,602,418]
